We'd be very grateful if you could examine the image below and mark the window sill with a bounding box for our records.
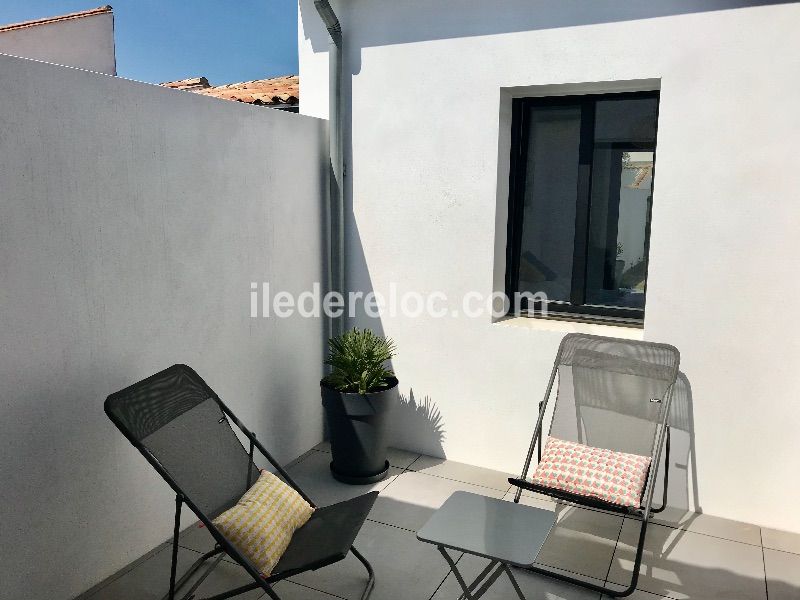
[494,314,644,339]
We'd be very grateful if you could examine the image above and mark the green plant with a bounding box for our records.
[323,328,397,394]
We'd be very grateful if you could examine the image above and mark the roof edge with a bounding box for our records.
[160,74,300,107]
[0,5,113,33]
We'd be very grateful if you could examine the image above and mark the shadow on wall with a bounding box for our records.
[393,389,446,459]
[663,373,699,510]
[301,0,795,52]
[321,212,447,457]
[303,0,733,482]
[649,372,702,536]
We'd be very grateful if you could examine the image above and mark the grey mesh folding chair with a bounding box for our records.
[509,333,680,597]
[105,364,377,600]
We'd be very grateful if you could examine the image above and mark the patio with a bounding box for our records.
[77,443,798,600]
[3,3,800,600]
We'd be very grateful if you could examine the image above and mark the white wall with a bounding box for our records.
[0,54,327,600]
[0,10,116,74]
[299,1,800,532]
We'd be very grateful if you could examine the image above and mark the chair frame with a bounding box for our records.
[105,367,376,600]
[510,334,679,598]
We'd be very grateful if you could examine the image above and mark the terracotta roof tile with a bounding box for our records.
[0,6,112,33]
[160,75,299,108]
[161,77,211,91]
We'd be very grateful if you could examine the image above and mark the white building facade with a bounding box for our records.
[299,1,800,533]
[0,6,116,74]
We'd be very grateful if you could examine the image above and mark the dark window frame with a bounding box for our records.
[505,90,660,326]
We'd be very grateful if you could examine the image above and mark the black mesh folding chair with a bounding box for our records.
[105,364,377,600]
[509,333,680,597]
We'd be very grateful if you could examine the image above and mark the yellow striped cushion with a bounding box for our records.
[212,470,314,576]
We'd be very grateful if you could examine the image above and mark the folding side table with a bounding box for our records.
[417,491,556,600]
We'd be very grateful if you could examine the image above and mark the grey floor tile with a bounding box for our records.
[366,470,506,532]
[86,546,264,600]
[285,449,401,507]
[288,519,454,600]
[762,527,800,555]
[764,548,800,600]
[408,455,514,491]
[312,441,421,470]
[176,522,226,557]
[607,519,767,599]
[502,489,558,510]
[74,544,170,600]
[285,448,322,469]
[651,507,761,546]
[534,504,623,582]
[385,447,423,469]
[600,591,667,599]
[503,491,637,586]
[511,491,761,547]
[432,553,603,600]
[272,580,343,599]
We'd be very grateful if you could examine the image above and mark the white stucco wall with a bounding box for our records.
[299,1,800,532]
[0,54,327,599]
[0,10,116,74]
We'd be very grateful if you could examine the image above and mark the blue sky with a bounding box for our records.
[0,1,298,85]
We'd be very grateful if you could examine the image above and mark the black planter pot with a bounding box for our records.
[320,377,397,485]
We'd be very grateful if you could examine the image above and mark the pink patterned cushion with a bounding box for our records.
[530,437,651,509]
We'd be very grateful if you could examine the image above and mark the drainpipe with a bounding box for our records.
[314,0,345,339]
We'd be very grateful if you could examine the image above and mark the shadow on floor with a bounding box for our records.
[77,447,797,600]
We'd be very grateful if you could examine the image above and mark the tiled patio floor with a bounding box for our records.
[79,444,800,600]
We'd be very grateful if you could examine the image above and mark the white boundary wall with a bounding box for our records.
[0,54,327,599]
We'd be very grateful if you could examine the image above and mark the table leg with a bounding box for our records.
[438,546,477,600]
[503,564,526,600]
[437,547,526,600]
[470,564,506,599]
[463,560,498,598]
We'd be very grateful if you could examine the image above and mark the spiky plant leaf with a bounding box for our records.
[323,328,397,394]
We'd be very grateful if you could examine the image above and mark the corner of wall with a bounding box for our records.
[298,0,331,119]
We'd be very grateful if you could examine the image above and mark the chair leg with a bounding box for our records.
[198,581,274,600]
[178,554,225,600]
[350,545,376,600]
[618,515,650,597]
[161,494,231,600]
[650,427,671,514]
[159,547,223,600]
[168,494,183,600]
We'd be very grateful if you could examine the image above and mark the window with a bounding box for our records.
[505,91,659,325]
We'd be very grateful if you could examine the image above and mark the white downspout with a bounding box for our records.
[314,0,345,339]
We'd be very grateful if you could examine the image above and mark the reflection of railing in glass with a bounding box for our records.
[627,164,653,189]
[586,149,654,309]
[616,157,653,294]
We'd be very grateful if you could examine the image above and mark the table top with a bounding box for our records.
[416,491,557,568]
